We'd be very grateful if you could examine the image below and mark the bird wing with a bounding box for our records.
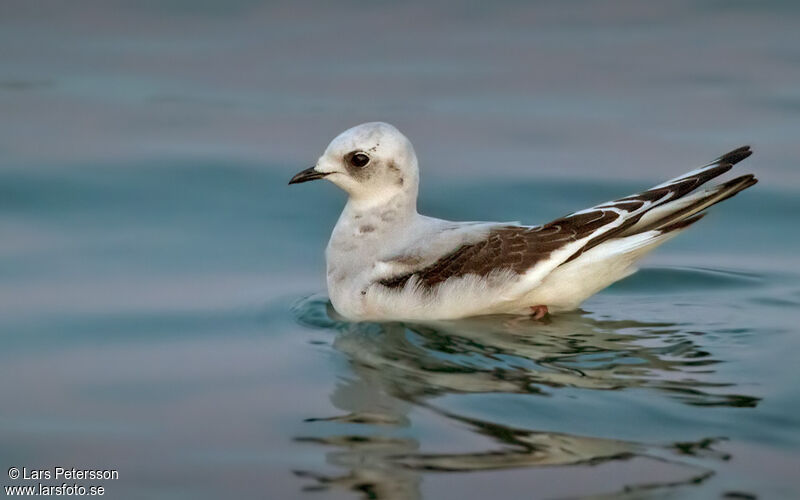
[377,146,754,292]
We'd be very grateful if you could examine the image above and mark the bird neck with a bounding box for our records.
[342,190,417,228]
[344,186,418,223]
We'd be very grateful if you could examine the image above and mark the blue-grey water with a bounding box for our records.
[2,2,799,499]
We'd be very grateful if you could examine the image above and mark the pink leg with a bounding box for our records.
[529,305,549,320]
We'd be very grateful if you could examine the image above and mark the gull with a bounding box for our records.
[290,122,756,321]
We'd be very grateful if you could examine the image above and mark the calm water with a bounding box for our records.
[2,2,800,499]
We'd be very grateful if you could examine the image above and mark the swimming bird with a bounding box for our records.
[290,122,756,321]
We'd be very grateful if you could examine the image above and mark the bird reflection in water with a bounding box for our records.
[291,297,754,499]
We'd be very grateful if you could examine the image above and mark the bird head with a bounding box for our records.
[290,122,419,207]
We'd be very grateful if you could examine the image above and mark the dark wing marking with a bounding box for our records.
[379,209,621,290]
[380,146,754,290]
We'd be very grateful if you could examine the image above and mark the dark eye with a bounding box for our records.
[348,152,370,168]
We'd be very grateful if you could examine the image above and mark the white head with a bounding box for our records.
[290,122,419,209]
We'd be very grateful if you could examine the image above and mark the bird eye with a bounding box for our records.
[347,152,370,168]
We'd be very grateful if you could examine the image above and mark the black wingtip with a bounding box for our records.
[659,213,707,233]
[716,145,752,166]
[713,174,759,203]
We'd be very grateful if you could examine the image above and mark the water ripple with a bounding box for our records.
[292,296,758,406]
[289,295,759,497]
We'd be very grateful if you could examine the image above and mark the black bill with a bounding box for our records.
[289,167,329,185]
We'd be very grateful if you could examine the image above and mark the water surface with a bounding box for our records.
[2,1,800,499]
